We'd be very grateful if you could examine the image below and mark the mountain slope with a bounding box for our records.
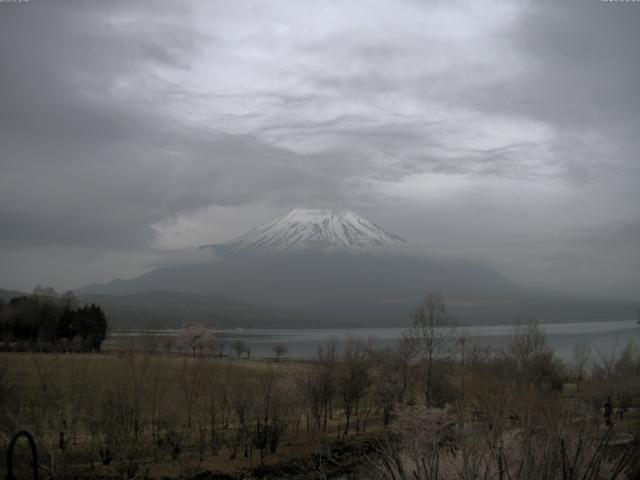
[78,252,637,327]
[78,208,638,328]
[200,208,406,256]
[0,286,315,329]
[0,288,26,301]
[77,290,311,330]
[78,252,525,325]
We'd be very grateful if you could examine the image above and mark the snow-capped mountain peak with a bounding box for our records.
[202,208,406,256]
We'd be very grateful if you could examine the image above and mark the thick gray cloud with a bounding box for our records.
[0,0,638,299]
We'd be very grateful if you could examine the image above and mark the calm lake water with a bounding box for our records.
[112,319,640,362]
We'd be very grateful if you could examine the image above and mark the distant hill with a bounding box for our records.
[77,252,638,327]
[78,209,639,328]
[14,208,636,330]
[78,252,512,315]
[76,290,312,330]
[2,287,310,330]
[0,288,27,301]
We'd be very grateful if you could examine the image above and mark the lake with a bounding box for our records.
[111,319,640,362]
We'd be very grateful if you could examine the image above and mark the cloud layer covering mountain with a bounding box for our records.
[0,0,639,300]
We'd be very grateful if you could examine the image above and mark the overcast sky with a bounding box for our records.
[1,0,639,299]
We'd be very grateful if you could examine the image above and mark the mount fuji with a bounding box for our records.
[78,208,636,329]
[200,208,406,257]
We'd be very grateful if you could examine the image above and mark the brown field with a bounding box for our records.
[0,349,385,479]
[2,320,640,479]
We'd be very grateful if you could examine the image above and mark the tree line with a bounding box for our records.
[0,286,107,352]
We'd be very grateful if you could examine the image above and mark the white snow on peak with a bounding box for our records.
[207,208,406,256]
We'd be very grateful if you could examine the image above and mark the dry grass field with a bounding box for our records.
[0,349,386,479]
[2,320,640,479]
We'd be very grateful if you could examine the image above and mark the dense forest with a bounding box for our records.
[0,286,107,352]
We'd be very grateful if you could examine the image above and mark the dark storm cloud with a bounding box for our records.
[0,1,350,251]
[467,0,640,178]
[0,128,348,248]
[514,1,640,132]
[283,0,640,184]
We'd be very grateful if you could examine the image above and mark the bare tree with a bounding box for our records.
[393,337,415,405]
[297,341,338,434]
[317,340,337,430]
[405,292,456,407]
[372,347,412,427]
[232,340,248,359]
[178,357,206,428]
[338,338,372,436]
[158,335,175,355]
[372,352,396,427]
[252,368,290,462]
[271,343,288,361]
[203,361,232,455]
[139,334,161,355]
[572,342,591,392]
[227,378,255,460]
[506,320,563,390]
[296,367,323,433]
[91,351,165,480]
[215,339,226,357]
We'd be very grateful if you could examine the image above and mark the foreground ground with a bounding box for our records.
[0,351,388,479]
[2,322,640,479]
